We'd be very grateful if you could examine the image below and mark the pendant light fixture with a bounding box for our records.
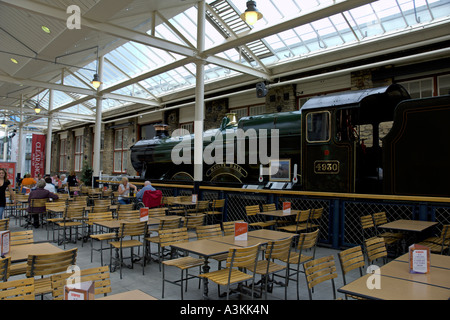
[34,103,41,114]
[91,48,102,89]
[240,1,263,25]
[1,120,6,128]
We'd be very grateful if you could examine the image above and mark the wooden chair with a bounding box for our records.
[360,214,378,241]
[277,209,311,236]
[418,224,450,255]
[304,255,338,300]
[51,265,112,299]
[0,257,10,282]
[222,220,244,236]
[337,246,365,300]
[187,200,210,215]
[148,207,167,218]
[109,221,148,279]
[26,198,48,228]
[94,199,111,207]
[68,186,81,197]
[117,203,134,212]
[146,219,183,270]
[245,204,276,229]
[199,243,262,300]
[372,212,403,246]
[8,231,34,277]
[55,206,85,249]
[91,205,111,213]
[195,224,223,240]
[254,236,294,299]
[87,211,117,266]
[205,199,225,224]
[183,214,206,239]
[165,196,186,216]
[45,201,66,241]
[102,189,113,200]
[0,218,9,231]
[161,228,204,299]
[117,210,141,220]
[261,203,276,212]
[0,278,35,300]
[364,237,388,265]
[26,248,78,298]
[282,228,320,300]
[307,207,324,231]
[14,194,29,226]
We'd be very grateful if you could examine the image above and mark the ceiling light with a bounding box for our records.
[41,26,51,34]
[240,1,263,25]
[91,73,102,89]
[10,58,18,64]
[34,103,41,114]
[1,120,6,128]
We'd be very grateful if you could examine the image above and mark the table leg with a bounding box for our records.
[202,257,211,299]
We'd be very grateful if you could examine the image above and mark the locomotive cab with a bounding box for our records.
[301,84,410,193]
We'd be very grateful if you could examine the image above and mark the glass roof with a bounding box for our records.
[28,0,450,125]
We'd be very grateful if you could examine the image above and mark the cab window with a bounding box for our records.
[306,111,330,143]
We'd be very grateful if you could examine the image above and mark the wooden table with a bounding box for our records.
[338,252,450,300]
[170,200,196,215]
[170,239,234,299]
[97,289,157,300]
[257,209,299,218]
[210,234,265,247]
[6,242,64,263]
[379,219,438,252]
[248,229,297,241]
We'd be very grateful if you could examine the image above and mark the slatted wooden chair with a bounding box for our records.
[26,198,48,229]
[304,255,338,300]
[364,237,388,265]
[148,207,167,218]
[0,257,10,282]
[117,203,134,212]
[88,212,117,266]
[245,204,276,229]
[0,278,35,300]
[277,209,311,236]
[8,231,34,277]
[360,214,378,241]
[165,196,186,216]
[94,199,112,207]
[195,224,223,240]
[101,189,113,200]
[222,220,245,236]
[183,214,206,239]
[45,201,66,241]
[68,186,81,197]
[205,199,225,224]
[91,205,111,213]
[253,236,294,299]
[117,210,141,220]
[307,207,324,232]
[372,212,403,244]
[199,243,262,300]
[0,218,9,231]
[14,194,30,226]
[282,228,320,300]
[418,224,450,255]
[161,228,204,299]
[55,206,85,249]
[337,246,366,300]
[51,265,112,299]
[26,248,78,298]
[109,221,148,279]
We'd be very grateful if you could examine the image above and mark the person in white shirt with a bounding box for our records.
[44,177,56,193]
[118,177,137,204]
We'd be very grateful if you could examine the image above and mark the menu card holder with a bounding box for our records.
[191,194,198,203]
[235,222,248,241]
[64,281,95,300]
[140,207,149,222]
[0,230,10,256]
[282,202,291,215]
[409,244,430,274]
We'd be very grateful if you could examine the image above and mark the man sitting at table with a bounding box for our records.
[136,181,156,202]
[117,177,138,204]
[28,179,59,228]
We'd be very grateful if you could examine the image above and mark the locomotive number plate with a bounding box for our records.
[314,160,340,174]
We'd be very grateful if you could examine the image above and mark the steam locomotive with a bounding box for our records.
[130,84,450,197]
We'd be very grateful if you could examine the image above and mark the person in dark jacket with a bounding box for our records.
[28,179,58,228]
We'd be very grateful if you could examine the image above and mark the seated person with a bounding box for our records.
[117,177,138,205]
[28,179,59,228]
[136,181,156,202]
[44,177,56,193]
[21,174,37,193]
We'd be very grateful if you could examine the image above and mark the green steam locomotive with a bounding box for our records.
[130,84,450,197]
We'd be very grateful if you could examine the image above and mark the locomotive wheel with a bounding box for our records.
[170,172,194,181]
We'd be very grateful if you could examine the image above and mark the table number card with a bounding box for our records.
[192,194,198,203]
[140,207,149,222]
[409,244,430,274]
[282,202,291,215]
[0,230,10,256]
[235,222,248,241]
[64,281,95,300]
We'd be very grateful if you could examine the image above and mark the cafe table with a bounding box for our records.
[6,242,64,263]
[248,229,298,241]
[170,200,197,216]
[395,252,450,270]
[378,219,438,252]
[97,289,157,300]
[338,252,450,300]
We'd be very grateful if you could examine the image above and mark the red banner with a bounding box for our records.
[31,134,46,178]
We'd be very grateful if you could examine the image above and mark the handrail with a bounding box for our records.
[96,179,450,204]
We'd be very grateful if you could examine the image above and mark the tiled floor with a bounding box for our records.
[6,213,365,301]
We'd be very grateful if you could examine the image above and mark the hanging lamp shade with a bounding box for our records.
[1,120,6,128]
[91,73,102,89]
[34,103,41,114]
[240,1,263,25]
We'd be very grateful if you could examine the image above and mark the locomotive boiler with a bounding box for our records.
[130,84,450,197]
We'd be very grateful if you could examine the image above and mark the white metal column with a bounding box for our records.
[17,96,24,179]
[194,0,206,182]
[45,89,53,175]
[93,56,104,178]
